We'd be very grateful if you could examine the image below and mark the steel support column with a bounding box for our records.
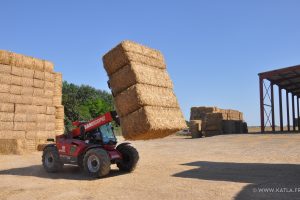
[259,77,265,133]
[286,91,290,132]
[292,94,296,131]
[279,87,283,132]
[271,83,275,132]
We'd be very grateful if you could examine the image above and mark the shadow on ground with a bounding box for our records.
[0,165,126,181]
[173,161,300,200]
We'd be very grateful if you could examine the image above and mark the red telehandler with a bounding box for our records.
[42,111,139,178]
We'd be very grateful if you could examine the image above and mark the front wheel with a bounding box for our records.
[42,146,63,172]
[117,145,139,172]
[83,148,111,178]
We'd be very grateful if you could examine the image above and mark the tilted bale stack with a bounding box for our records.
[190,106,247,137]
[103,41,186,140]
[0,50,64,153]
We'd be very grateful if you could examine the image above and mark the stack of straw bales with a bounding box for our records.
[103,41,186,140]
[190,106,247,137]
[190,120,202,138]
[0,50,63,153]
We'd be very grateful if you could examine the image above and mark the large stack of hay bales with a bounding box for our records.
[190,106,247,137]
[0,50,64,153]
[102,41,186,140]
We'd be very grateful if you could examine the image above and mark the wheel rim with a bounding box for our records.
[45,152,54,168]
[87,154,100,173]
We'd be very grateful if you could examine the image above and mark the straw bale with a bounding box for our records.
[0,73,12,85]
[32,59,44,71]
[0,50,12,65]
[45,81,54,89]
[0,131,26,139]
[22,56,35,69]
[0,64,11,74]
[190,106,220,120]
[55,106,64,119]
[0,93,11,103]
[103,41,165,76]
[10,53,24,68]
[10,85,22,95]
[114,84,179,117]
[109,63,173,95]
[46,106,56,115]
[21,77,33,87]
[15,104,36,114]
[33,88,44,97]
[14,113,27,122]
[120,106,186,140]
[34,70,45,80]
[36,122,46,130]
[11,66,23,77]
[14,122,27,131]
[53,96,62,106]
[9,94,22,104]
[55,120,64,130]
[239,112,244,121]
[25,131,37,139]
[35,105,46,114]
[23,68,34,78]
[25,139,37,151]
[0,84,10,93]
[37,114,46,122]
[32,97,49,106]
[44,98,53,106]
[205,120,223,131]
[0,121,14,130]
[206,113,227,120]
[20,95,33,105]
[33,79,44,88]
[0,112,14,121]
[0,139,25,154]
[190,120,202,138]
[55,129,64,135]
[26,122,36,131]
[46,114,55,122]
[54,86,62,95]
[0,103,14,112]
[26,114,37,122]
[11,75,22,86]
[21,87,33,95]
[46,122,55,131]
[44,61,54,72]
[44,89,54,97]
[54,72,62,85]
[45,72,55,82]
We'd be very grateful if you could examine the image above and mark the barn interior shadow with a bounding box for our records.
[0,165,126,180]
[173,161,300,200]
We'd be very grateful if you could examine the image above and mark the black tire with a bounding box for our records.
[83,148,111,178]
[117,145,139,172]
[78,154,84,170]
[42,146,63,173]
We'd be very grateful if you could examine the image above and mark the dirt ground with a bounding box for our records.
[1,134,300,200]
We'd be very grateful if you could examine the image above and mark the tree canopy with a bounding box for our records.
[62,81,113,132]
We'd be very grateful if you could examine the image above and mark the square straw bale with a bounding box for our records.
[23,68,34,78]
[0,93,11,103]
[0,73,12,85]
[14,122,27,131]
[34,70,45,80]
[46,114,55,122]
[33,88,44,97]
[109,63,173,95]
[120,106,186,140]
[21,95,33,105]
[0,64,11,74]
[44,89,54,97]
[46,106,56,115]
[0,103,14,112]
[0,84,10,93]
[11,66,23,77]
[0,112,14,121]
[10,53,24,68]
[53,96,62,106]
[26,122,36,131]
[45,72,55,82]
[44,60,54,72]
[11,75,22,86]
[55,106,64,119]
[0,139,25,154]
[46,122,55,131]
[36,122,46,130]
[32,58,44,71]
[0,50,12,65]
[114,84,179,117]
[103,41,166,76]
[14,113,27,122]
[45,81,54,89]
[9,94,22,104]
[21,87,34,95]
[26,114,38,122]
[21,77,33,87]
[10,85,22,95]
[33,79,44,88]
[0,121,14,130]
[25,131,37,139]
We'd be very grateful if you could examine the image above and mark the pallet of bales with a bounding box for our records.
[102,41,186,140]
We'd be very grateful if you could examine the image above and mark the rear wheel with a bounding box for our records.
[83,148,111,178]
[42,146,63,172]
[117,145,139,172]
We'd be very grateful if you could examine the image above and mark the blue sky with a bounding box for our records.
[1,0,300,125]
